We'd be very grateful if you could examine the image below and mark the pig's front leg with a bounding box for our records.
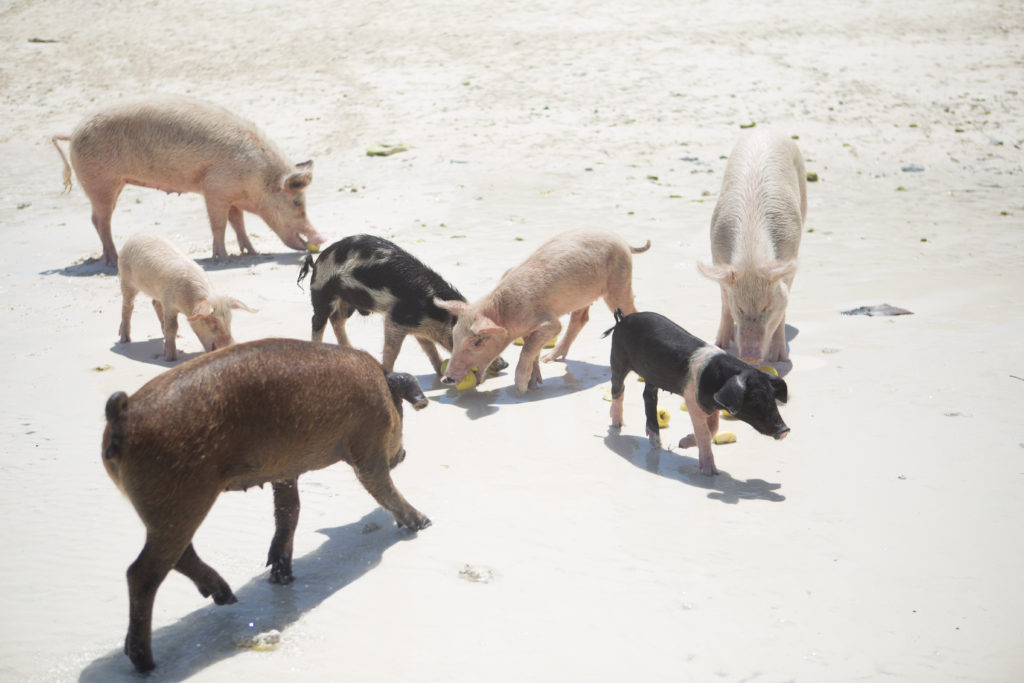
[153,299,178,361]
[714,286,734,351]
[678,397,720,475]
[381,321,407,372]
[642,383,662,447]
[353,457,431,531]
[515,320,560,393]
[228,205,257,255]
[174,543,236,605]
[766,315,788,362]
[267,479,300,584]
[415,337,444,375]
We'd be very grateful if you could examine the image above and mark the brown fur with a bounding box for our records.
[101,338,430,672]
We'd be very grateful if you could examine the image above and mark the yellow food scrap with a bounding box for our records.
[602,387,613,402]
[656,407,670,428]
[759,365,779,376]
[306,241,320,253]
[720,409,736,420]
[713,431,737,445]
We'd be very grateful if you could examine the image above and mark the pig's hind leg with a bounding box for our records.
[543,306,589,362]
[174,543,236,604]
[352,456,431,531]
[642,383,662,447]
[118,284,137,343]
[267,479,300,584]
[414,337,444,375]
[80,178,124,267]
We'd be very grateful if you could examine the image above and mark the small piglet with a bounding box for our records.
[698,128,807,363]
[102,338,432,672]
[605,309,789,476]
[436,230,650,394]
[296,233,507,375]
[52,94,325,265]
[118,232,256,361]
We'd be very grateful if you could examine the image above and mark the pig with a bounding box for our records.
[435,230,649,394]
[117,232,256,361]
[101,338,432,672]
[51,94,325,266]
[296,233,507,376]
[605,309,789,476]
[697,128,807,363]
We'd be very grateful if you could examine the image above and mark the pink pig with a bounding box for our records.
[435,230,649,394]
[697,129,807,363]
[118,233,256,361]
[52,95,325,266]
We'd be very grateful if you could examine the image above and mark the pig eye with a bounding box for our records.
[293,196,303,207]
[472,337,485,348]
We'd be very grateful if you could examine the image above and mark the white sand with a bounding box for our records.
[2,1,1022,681]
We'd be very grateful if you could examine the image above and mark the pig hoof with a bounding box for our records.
[678,434,696,449]
[213,590,239,605]
[398,512,432,531]
[268,568,294,585]
[125,638,155,673]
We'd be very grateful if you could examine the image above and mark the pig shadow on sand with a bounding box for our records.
[40,250,308,278]
[602,428,785,504]
[421,358,611,420]
[108,338,202,367]
[79,508,415,683]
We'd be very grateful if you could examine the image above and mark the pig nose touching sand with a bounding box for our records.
[52,95,324,266]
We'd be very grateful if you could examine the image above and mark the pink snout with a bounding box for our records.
[774,426,790,441]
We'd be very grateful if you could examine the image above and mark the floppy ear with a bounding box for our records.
[713,373,746,416]
[761,259,798,283]
[697,261,736,285]
[187,299,214,321]
[769,375,788,404]
[471,314,506,337]
[229,298,258,313]
[434,298,468,316]
[282,166,313,192]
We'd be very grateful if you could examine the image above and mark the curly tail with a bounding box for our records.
[296,253,315,290]
[52,135,73,192]
[601,308,627,338]
[630,239,651,254]
[103,391,129,461]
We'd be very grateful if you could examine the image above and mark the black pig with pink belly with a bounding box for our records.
[605,309,789,476]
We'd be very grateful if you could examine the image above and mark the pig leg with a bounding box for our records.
[328,301,357,346]
[516,320,561,393]
[352,456,431,531]
[80,179,124,267]
[714,287,735,351]
[174,543,236,605]
[414,337,445,375]
[678,397,720,475]
[204,196,232,261]
[542,306,589,362]
[603,268,639,317]
[124,530,198,672]
[608,343,630,427]
[310,288,337,342]
[766,315,788,362]
[381,320,408,372]
[119,284,137,343]
[266,479,300,585]
[153,299,179,361]
[642,384,662,447]
[227,205,257,255]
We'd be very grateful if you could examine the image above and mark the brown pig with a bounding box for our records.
[52,95,325,265]
[435,230,649,394]
[117,232,256,361]
[101,338,432,672]
[697,128,807,363]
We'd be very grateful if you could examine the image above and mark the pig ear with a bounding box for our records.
[769,375,788,404]
[386,372,429,410]
[713,373,746,416]
[470,314,506,337]
[296,159,313,171]
[697,261,735,285]
[283,167,313,193]
[761,259,798,283]
[229,298,259,313]
[187,299,214,321]
[434,298,468,316]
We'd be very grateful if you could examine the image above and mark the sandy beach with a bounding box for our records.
[1,0,1022,680]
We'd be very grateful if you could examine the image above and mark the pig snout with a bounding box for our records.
[774,425,790,440]
[441,375,456,385]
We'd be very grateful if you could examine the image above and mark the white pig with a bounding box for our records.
[697,129,807,363]
[52,95,325,266]
[436,230,649,394]
[118,233,256,361]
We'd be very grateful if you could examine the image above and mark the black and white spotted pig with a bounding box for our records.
[605,309,789,475]
[297,234,508,376]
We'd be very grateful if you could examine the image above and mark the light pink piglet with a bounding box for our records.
[118,233,256,361]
